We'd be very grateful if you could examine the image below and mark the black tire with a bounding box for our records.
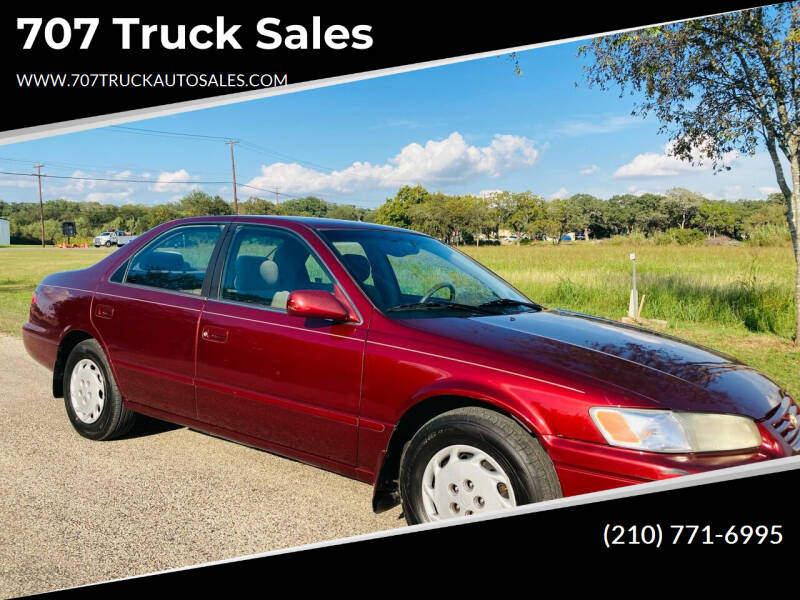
[104,240,111,247]
[399,407,562,525]
[63,339,136,440]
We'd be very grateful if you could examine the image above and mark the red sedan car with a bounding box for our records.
[23,216,798,524]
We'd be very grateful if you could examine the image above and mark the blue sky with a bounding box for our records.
[0,39,784,208]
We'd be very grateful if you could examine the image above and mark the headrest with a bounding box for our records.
[259,260,279,285]
[142,250,184,272]
[342,254,371,283]
[235,255,278,290]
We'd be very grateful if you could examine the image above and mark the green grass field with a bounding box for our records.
[1,242,798,397]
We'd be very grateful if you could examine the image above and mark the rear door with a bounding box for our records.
[194,223,366,465]
[93,223,226,418]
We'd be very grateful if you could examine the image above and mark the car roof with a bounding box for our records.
[167,214,417,234]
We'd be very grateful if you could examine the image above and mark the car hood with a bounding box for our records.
[404,309,784,419]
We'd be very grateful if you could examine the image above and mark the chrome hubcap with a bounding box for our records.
[421,444,516,521]
[69,358,105,424]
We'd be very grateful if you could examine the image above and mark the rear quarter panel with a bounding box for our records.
[23,269,101,371]
[22,220,183,374]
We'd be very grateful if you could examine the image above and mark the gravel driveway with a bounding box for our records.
[0,334,403,597]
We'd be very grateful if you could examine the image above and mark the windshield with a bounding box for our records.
[319,228,537,317]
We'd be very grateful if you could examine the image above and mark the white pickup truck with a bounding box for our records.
[93,230,137,247]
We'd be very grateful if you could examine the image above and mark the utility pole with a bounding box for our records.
[271,187,280,205]
[35,164,45,248]
[226,140,240,215]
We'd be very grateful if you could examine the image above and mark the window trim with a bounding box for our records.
[315,226,533,318]
[110,222,229,299]
[208,222,363,325]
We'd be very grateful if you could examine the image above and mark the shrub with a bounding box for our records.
[665,228,706,245]
[744,225,791,247]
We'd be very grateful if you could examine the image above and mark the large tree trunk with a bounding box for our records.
[763,137,798,344]
[784,154,799,345]
[791,189,799,346]
[795,229,800,346]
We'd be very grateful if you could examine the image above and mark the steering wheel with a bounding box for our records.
[420,282,456,303]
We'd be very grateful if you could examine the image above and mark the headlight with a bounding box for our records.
[589,407,762,453]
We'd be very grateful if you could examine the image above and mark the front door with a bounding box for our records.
[194,224,365,465]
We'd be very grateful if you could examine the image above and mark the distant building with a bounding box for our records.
[0,218,9,245]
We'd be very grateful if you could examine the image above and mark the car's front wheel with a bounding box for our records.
[399,407,562,525]
[63,339,136,440]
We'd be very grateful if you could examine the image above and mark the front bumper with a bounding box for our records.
[542,427,791,497]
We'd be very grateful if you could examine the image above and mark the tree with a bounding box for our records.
[463,195,493,246]
[374,185,431,228]
[664,188,705,229]
[178,191,232,216]
[146,204,181,229]
[580,4,800,342]
[239,196,281,215]
[569,194,603,239]
[275,196,328,217]
[548,197,588,244]
[694,200,737,238]
[327,203,362,222]
[409,193,454,242]
[500,191,546,245]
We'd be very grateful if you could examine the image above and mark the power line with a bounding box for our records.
[0,155,230,179]
[0,168,304,200]
[106,124,338,173]
[237,140,337,173]
[109,125,234,142]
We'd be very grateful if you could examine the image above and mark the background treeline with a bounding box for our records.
[0,185,791,247]
[0,192,371,245]
[372,186,791,247]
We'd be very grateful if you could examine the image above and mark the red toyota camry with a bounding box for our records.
[22,216,798,524]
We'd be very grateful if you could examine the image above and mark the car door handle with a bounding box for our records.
[201,326,228,344]
[95,304,114,319]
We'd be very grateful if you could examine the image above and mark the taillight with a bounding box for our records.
[31,291,37,306]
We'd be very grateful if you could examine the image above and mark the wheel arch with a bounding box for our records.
[371,393,544,513]
[52,329,94,398]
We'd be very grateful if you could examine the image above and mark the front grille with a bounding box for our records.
[765,395,800,452]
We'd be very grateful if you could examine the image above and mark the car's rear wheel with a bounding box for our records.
[63,339,136,440]
[399,407,561,525]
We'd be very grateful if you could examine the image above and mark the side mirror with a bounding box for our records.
[286,290,350,322]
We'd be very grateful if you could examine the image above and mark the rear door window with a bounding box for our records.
[125,224,224,295]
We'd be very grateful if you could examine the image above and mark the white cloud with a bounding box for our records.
[614,140,739,179]
[579,165,599,176]
[626,185,652,196]
[151,169,195,193]
[42,170,137,204]
[0,177,33,188]
[86,191,136,203]
[759,186,780,196]
[555,115,639,137]
[0,168,199,205]
[245,132,539,194]
[723,185,743,200]
[550,186,569,199]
